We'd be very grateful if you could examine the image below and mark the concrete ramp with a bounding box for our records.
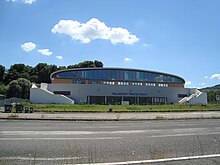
[30,84,74,104]
[179,89,207,105]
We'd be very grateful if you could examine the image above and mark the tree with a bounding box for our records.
[4,64,32,84]
[6,78,31,99]
[0,84,7,95]
[67,60,104,69]
[17,78,32,99]
[1,61,104,85]
[58,66,67,70]
[207,90,220,103]
[6,80,22,98]
[94,60,103,67]
[0,65,5,83]
[32,63,58,83]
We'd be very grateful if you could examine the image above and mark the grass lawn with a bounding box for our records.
[21,103,220,113]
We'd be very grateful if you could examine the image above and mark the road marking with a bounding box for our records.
[0,130,146,135]
[0,137,121,140]
[151,132,220,138]
[2,127,219,136]
[0,156,80,161]
[1,154,220,163]
[75,154,220,165]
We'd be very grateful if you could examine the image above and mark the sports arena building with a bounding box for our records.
[30,68,207,105]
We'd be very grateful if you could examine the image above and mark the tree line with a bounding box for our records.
[0,60,103,99]
[205,90,220,104]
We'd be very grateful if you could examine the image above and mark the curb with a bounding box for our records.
[1,111,220,121]
[1,116,220,121]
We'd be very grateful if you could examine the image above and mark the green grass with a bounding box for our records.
[20,103,220,113]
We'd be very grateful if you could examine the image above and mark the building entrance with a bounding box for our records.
[88,96,167,105]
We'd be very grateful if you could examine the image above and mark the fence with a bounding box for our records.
[0,97,28,107]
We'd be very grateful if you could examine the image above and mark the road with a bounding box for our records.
[0,119,220,164]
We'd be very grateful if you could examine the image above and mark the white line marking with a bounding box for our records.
[76,154,220,165]
[0,130,146,135]
[2,128,219,136]
[0,156,80,161]
[1,154,220,163]
[151,132,220,138]
[0,137,121,140]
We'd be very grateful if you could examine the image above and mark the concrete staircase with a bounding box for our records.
[30,84,74,104]
[179,89,207,105]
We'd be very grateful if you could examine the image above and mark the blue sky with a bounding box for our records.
[0,0,220,88]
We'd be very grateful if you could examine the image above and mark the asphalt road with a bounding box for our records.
[1,119,220,165]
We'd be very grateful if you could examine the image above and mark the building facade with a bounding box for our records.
[30,68,207,105]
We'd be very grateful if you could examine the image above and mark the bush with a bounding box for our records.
[6,78,31,99]
[0,84,7,95]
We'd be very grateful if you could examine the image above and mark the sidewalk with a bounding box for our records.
[1,111,220,121]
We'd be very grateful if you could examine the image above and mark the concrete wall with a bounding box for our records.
[30,83,209,105]
[189,92,208,105]
[178,88,208,105]
[47,83,191,104]
[30,87,74,104]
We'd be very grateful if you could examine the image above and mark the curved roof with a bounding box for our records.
[51,67,185,83]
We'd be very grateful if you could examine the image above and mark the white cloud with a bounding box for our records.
[56,56,63,60]
[21,42,36,52]
[201,82,206,85]
[108,27,138,45]
[185,81,192,85]
[210,73,220,80]
[38,49,53,56]
[204,76,209,79]
[7,0,36,4]
[143,43,153,47]
[51,18,139,45]
[124,57,133,63]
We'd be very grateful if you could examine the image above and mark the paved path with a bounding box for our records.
[1,111,220,121]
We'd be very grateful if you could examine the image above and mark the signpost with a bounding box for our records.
[216,95,220,101]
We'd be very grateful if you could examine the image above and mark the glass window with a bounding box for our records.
[123,97,137,105]
[155,74,164,82]
[120,70,124,80]
[144,72,153,82]
[57,71,77,78]
[54,69,184,85]
[116,70,120,80]
[89,96,105,105]
[163,75,171,83]
[98,70,102,79]
[73,80,85,84]
[88,80,100,84]
[140,72,145,81]
[85,70,92,79]
[124,71,135,81]
[124,71,130,80]
[178,94,187,98]
[110,70,116,80]
[139,97,152,105]
[53,91,70,95]
[107,96,122,105]
[136,72,141,81]
[81,71,85,78]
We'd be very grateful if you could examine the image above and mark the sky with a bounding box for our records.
[0,0,220,88]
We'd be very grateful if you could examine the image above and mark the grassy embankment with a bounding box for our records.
[21,103,220,113]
